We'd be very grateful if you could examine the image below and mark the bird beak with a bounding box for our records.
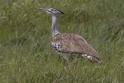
[39,8,47,12]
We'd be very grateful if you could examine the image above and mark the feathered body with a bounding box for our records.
[52,33,96,55]
[40,8,101,63]
[52,33,100,63]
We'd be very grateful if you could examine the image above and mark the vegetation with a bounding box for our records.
[0,0,124,83]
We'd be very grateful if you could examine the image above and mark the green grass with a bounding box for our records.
[0,0,124,83]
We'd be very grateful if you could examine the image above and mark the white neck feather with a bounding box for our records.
[51,15,60,36]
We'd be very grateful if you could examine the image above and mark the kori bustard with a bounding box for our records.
[40,8,101,63]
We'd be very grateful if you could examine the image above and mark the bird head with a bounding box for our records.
[39,8,64,16]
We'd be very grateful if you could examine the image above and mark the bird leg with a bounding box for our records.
[61,55,70,70]
[62,55,79,70]
[60,54,74,70]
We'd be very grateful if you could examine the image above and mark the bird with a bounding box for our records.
[39,8,101,64]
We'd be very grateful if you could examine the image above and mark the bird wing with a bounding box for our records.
[52,33,97,56]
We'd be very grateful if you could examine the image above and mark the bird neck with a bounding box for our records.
[51,15,60,36]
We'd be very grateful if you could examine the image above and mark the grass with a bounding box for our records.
[0,0,124,83]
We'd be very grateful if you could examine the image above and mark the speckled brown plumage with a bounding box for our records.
[51,33,100,63]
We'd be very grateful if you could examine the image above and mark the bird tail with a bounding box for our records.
[82,54,102,64]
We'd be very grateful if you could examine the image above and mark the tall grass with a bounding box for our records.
[0,0,124,83]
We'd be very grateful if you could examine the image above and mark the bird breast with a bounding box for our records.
[51,42,62,51]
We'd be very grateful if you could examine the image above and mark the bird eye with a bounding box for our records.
[50,8,54,11]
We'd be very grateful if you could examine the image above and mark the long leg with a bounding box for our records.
[61,55,70,70]
[62,54,80,70]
